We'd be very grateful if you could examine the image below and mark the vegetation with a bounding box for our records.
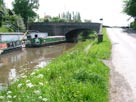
[0,0,8,27]
[78,30,97,41]
[12,0,39,28]
[59,11,81,22]
[0,28,111,102]
[0,26,13,32]
[0,0,25,31]
[123,0,136,29]
[38,11,82,23]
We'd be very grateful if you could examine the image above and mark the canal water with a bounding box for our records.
[0,43,75,91]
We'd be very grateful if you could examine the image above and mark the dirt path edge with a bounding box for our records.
[103,59,135,102]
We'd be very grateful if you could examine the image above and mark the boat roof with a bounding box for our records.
[0,32,23,35]
[47,36,65,38]
[27,30,39,34]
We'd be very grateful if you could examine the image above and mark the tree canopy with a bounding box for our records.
[124,0,136,19]
[124,0,136,29]
[0,0,6,26]
[12,0,39,29]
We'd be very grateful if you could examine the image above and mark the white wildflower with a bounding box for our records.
[0,96,4,99]
[30,72,35,76]
[7,95,12,99]
[42,98,48,102]
[26,80,31,83]
[7,91,12,94]
[34,90,41,95]
[17,84,22,88]
[38,96,42,99]
[37,74,44,78]
[39,82,44,86]
[26,83,34,88]
[13,95,16,98]
[7,101,12,102]
[21,75,27,78]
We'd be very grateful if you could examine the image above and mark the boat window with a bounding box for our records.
[35,34,38,38]
[27,35,31,39]
[7,43,10,47]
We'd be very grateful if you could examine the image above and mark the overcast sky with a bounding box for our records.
[4,0,131,26]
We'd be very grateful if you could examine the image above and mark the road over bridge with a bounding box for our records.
[29,22,102,42]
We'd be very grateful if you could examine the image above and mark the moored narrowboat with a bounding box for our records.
[0,32,23,54]
[25,32,65,47]
[0,41,22,54]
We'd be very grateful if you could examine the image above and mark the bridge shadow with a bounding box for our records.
[65,29,95,42]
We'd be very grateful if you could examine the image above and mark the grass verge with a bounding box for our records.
[0,28,111,102]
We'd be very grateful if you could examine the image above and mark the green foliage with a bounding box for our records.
[38,11,82,23]
[78,30,97,41]
[123,0,136,29]
[130,21,136,30]
[0,0,3,4]
[0,0,25,31]
[0,26,13,32]
[0,0,8,27]
[4,15,26,31]
[12,0,39,28]
[0,28,111,102]
[49,17,66,23]
[59,11,81,22]
[123,0,136,18]
[88,28,111,59]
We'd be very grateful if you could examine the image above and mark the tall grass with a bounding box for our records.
[0,28,111,102]
[0,26,13,32]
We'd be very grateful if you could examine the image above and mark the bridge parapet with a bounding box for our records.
[29,22,102,35]
[29,22,103,42]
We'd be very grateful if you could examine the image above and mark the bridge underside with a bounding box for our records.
[65,29,94,42]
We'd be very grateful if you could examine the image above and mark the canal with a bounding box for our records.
[0,43,75,91]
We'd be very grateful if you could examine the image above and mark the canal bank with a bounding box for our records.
[0,28,111,102]
[0,43,75,91]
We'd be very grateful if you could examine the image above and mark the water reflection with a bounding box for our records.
[9,69,16,81]
[0,43,75,90]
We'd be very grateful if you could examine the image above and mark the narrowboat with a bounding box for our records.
[0,32,23,54]
[25,32,65,47]
[0,41,22,54]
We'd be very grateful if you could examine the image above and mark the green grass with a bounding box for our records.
[0,26,13,32]
[0,28,111,102]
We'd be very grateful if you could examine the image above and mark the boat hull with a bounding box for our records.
[0,41,22,55]
[26,36,66,47]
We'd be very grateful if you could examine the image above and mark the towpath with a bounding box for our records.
[107,28,136,102]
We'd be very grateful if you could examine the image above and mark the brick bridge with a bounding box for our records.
[29,22,102,42]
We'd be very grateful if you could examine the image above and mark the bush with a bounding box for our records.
[130,21,136,30]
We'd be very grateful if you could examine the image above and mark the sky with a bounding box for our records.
[4,0,132,26]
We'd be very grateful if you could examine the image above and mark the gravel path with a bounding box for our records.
[107,28,136,102]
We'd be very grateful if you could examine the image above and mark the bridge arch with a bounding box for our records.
[65,28,95,42]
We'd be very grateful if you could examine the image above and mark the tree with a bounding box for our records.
[59,11,81,22]
[124,0,136,29]
[0,0,7,26]
[12,0,39,29]
[124,0,136,20]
